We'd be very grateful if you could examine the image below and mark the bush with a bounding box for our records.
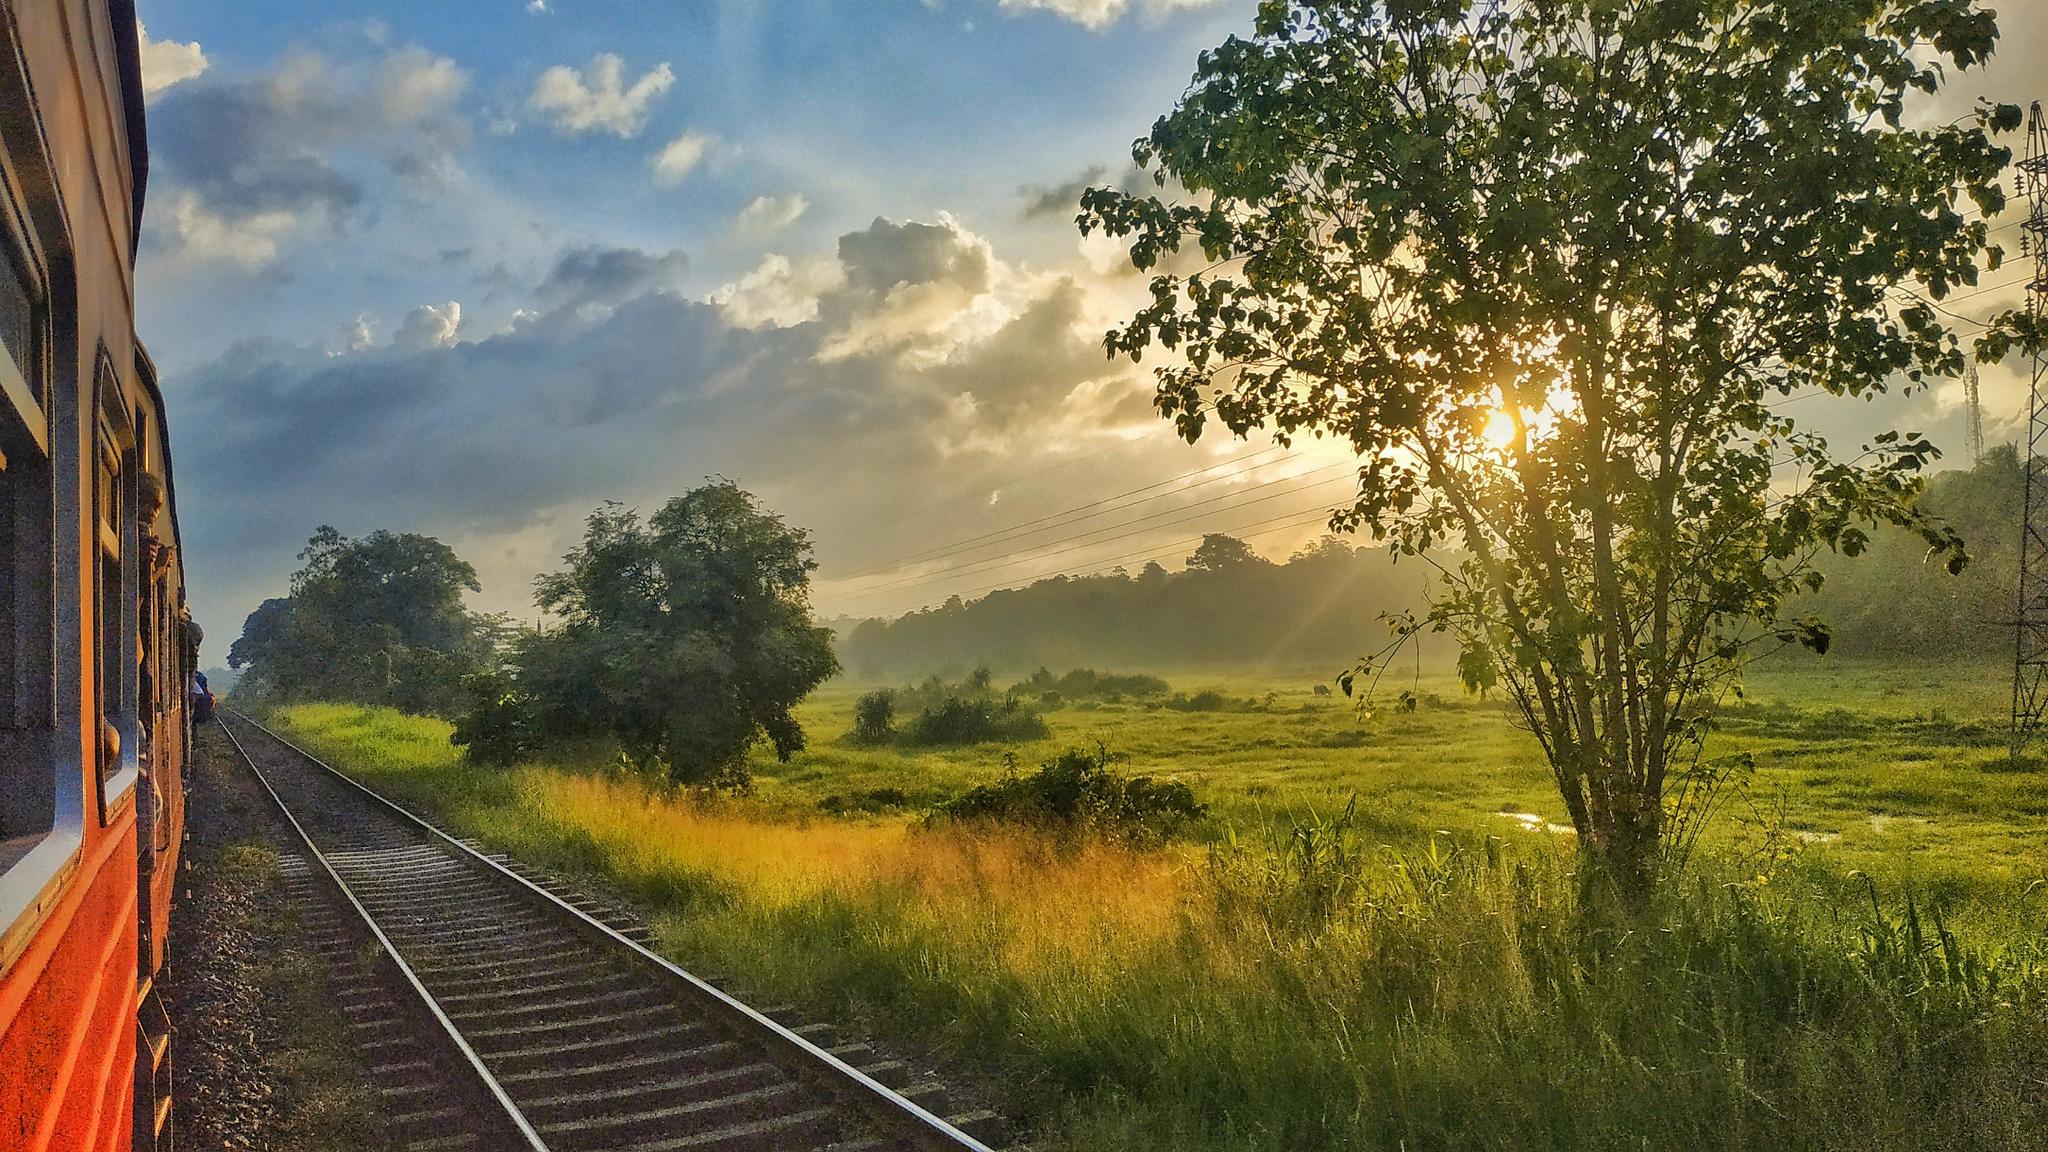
[877,668,1051,746]
[1015,666,1170,702]
[905,694,1049,746]
[937,744,1207,843]
[449,670,532,766]
[853,690,896,743]
[1165,690,1230,712]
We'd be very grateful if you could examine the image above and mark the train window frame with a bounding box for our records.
[0,181,50,878]
[93,352,137,823]
[0,73,74,971]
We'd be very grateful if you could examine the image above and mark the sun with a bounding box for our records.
[1482,408,1518,452]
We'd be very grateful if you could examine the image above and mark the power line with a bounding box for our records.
[856,437,1137,541]
[1892,287,1991,329]
[830,464,1361,602]
[1935,271,2032,306]
[828,443,1295,581]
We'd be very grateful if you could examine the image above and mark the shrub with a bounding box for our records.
[1165,690,1229,712]
[905,694,1049,746]
[1016,666,1170,702]
[880,668,1051,746]
[937,744,1207,843]
[449,670,533,767]
[853,690,896,743]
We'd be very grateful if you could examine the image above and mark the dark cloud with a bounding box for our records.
[143,41,471,265]
[1019,165,1106,219]
[838,218,990,296]
[149,83,366,221]
[535,245,690,311]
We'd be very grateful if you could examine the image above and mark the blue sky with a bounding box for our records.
[130,1,2046,651]
[134,0,1252,371]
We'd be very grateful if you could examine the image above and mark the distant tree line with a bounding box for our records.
[841,533,1445,677]
[842,453,2024,678]
[1799,445,2021,659]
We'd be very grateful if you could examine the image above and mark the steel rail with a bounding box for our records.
[222,709,997,1152]
[215,716,553,1152]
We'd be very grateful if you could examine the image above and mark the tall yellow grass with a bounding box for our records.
[507,768,1190,983]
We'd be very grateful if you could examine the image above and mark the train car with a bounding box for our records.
[0,3,191,1150]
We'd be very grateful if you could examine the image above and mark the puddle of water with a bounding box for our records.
[1868,814,1932,835]
[1792,830,1841,844]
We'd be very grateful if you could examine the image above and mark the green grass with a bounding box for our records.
[751,654,2044,887]
[263,654,2048,1151]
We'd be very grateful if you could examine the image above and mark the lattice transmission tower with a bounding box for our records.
[1966,363,1985,462]
[2010,101,2048,762]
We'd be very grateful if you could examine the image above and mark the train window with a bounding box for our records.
[94,411,136,806]
[0,218,50,874]
[0,239,34,410]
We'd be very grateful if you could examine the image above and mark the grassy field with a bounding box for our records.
[261,655,2048,1151]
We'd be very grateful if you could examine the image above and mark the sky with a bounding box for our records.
[131,1,2047,651]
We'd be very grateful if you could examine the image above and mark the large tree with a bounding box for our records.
[464,481,838,787]
[230,527,491,715]
[1080,0,2021,885]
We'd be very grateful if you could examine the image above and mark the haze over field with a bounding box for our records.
[133,0,2048,650]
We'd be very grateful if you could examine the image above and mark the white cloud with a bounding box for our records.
[395,301,464,349]
[710,253,841,329]
[527,0,549,11]
[377,47,467,126]
[158,191,296,269]
[735,193,808,233]
[339,315,376,353]
[650,130,714,186]
[136,22,207,101]
[529,54,675,137]
[996,0,1216,29]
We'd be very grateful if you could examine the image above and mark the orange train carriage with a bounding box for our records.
[0,3,193,1151]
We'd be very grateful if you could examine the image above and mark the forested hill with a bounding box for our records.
[839,535,1442,676]
[840,449,2024,676]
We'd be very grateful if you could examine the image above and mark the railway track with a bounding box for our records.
[217,710,1005,1152]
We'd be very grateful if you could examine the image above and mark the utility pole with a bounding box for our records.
[2010,101,2048,764]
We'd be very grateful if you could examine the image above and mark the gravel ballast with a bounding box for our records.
[165,723,387,1151]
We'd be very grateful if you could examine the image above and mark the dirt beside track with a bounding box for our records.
[165,722,387,1151]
